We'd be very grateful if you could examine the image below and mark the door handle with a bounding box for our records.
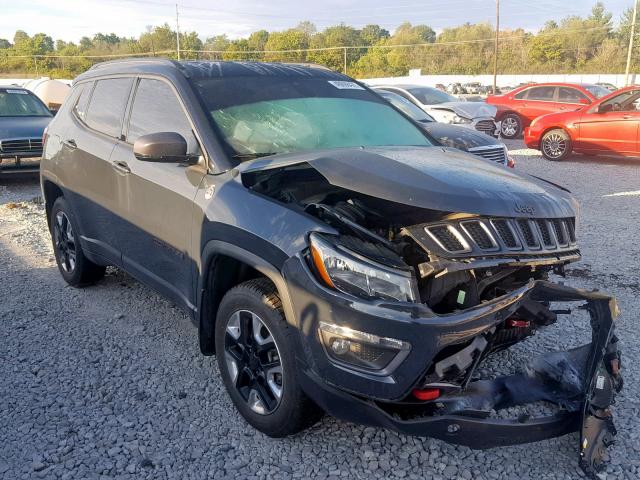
[63,139,77,149]
[112,160,131,174]
[623,114,633,119]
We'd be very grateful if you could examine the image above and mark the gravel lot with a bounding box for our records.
[1,143,639,480]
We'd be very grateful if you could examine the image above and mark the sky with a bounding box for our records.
[0,0,634,43]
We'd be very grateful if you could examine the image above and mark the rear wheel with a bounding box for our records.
[500,113,522,139]
[541,129,572,161]
[50,197,105,286]
[215,278,323,437]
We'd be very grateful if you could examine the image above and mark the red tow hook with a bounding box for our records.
[506,318,530,328]
[412,388,441,401]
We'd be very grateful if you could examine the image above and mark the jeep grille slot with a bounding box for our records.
[535,219,554,247]
[552,219,568,246]
[460,220,497,250]
[517,219,539,249]
[490,219,520,249]
[424,225,469,253]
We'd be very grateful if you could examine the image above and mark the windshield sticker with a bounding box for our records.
[328,80,365,90]
[5,89,28,94]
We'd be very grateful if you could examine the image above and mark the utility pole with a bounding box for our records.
[493,0,499,94]
[625,0,638,86]
[175,3,181,60]
[343,47,347,75]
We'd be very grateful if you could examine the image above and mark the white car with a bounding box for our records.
[372,85,499,137]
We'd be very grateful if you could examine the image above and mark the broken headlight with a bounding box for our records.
[309,233,418,303]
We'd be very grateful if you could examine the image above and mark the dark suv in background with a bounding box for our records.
[40,59,622,477]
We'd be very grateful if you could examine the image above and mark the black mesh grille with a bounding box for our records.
[564,218,576,243]
[492,220,518,248]
[463,221,494,249]
[552,219,567,245]
[428,225,465,252]
[517,219,538,248]
[536,220,554,247]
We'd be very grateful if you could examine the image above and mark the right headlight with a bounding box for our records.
[308,233,418,303]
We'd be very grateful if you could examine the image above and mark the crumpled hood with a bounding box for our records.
[239,146,578,219]
[428,101,497,120]
[0,116,51,141]
[421,122,500,150]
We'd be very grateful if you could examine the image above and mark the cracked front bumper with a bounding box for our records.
[285,256,622,477]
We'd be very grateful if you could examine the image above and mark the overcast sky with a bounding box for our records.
[1,0,633,43]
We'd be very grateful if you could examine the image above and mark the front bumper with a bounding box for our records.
[523,126,541,149]
[0,155,41,174]
[283,257,622,478]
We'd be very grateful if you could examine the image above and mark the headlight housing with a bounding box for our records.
[442,113,472,125]
[309,233,418,303]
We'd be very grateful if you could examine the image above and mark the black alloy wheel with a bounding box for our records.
[53,210,77,273]
[223,309,283,415]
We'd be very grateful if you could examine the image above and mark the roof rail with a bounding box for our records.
[88,57,181,71]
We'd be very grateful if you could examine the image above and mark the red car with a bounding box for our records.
[487,82,611,139]
[524,85,640,160]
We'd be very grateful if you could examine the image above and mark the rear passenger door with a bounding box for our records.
[110,77,206,312]
[556,86,590,111]
[519,86,558,121]
[61,77,134,265]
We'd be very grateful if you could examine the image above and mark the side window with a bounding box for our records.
[527,86,556,101]
[73,83,93,122]
[514,89,529,100]
[85,78,133,138]
[557,87,588,104]
[127,78,198,154]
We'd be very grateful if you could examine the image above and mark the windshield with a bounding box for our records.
[192,77,432,159]
[377,90,434,122]
[407,87,457,105]
[584,85,611,99]
[0,89,51,117]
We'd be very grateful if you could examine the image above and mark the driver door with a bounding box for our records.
[576,89,640,155]
[109,77,206,312]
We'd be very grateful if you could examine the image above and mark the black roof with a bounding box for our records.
[77,58,347,82]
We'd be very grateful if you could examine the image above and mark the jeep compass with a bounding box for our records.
[40,60,622,478]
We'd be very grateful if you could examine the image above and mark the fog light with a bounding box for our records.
[330,338,350,355]
[319,322,410,373]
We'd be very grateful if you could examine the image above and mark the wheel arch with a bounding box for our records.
[43,180,64,229]
[197,240,295,356]
[540,125,575,143]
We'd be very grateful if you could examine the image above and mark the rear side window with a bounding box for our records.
[557,87,588,104]
[127,78,198,153]
[85,78,133,138]
[514,89,528,100]
[73,83,93,122]
[527,86,556,101]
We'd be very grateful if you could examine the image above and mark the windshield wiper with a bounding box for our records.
[232,152,279,160]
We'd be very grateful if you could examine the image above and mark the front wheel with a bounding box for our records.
[541,128,572,161]
[215,278,323,437]
[500,113,522,139]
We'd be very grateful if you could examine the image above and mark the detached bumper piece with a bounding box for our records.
[302,282,622,479]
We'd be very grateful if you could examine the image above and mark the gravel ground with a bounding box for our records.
[1,144,639,480]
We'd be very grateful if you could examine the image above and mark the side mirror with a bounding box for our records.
[596,103,612,114]
[133,132,189,162]
[579,98,590,105]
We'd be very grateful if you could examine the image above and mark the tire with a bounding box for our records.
[500,113,522,139]
[215,278,323,437]
[540,128,572,161]
[50,197,106,287]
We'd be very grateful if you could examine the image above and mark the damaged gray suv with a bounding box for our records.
[40,59,622,478]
